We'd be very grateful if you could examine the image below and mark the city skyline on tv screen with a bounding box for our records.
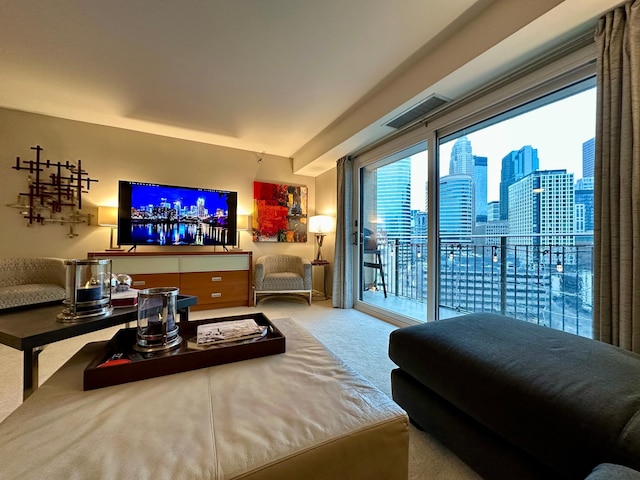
[119,181,237,246]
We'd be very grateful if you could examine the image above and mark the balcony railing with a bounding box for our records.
[362,234,594,338]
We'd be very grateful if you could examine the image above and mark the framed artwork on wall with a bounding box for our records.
[253,181,308,242]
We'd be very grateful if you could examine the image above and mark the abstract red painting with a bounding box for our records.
[253,181,308,242]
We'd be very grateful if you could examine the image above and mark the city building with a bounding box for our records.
[499,146,539,220]
[508,169,575,248]
[487,201,501,222]
[575,177,594,240]
[449,136,474,175]
[583,137,595,178]
[439,174,474,242]
[474,155,488,224]
[376,157,412,241]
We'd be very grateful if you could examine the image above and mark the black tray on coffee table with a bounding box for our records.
[83,312,285,390]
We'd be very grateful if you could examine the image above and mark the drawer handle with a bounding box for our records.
[211,276,222,282]
[210,292,222,298]
[132,280,146,286]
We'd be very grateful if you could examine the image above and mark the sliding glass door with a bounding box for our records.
[357,142,428,323]
[437,80,596,337]
[351,43,596,336]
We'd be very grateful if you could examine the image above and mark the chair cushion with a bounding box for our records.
[263,273,305,291]
[0,284,66,310]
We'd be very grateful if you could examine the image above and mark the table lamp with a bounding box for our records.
[308,215,334,261]
[97,206,122,251]
[236,214,250,249]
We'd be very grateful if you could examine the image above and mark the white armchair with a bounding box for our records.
[254,254,312,305]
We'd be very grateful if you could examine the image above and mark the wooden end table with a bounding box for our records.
[311,260,330,300]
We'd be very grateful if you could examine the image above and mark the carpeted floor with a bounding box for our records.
[0,298,481,480]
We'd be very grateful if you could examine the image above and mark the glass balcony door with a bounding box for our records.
[357,142,428,323]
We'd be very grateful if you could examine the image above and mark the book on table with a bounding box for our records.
[190,318,269,348]
[111,288,140,308]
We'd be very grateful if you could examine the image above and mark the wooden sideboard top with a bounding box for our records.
[88,250,252,258]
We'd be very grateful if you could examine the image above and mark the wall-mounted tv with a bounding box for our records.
[117,181,238,247]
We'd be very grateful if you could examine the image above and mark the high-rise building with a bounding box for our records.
[487,201,500,222]
[582,137,595,178]
[439,174,474,242]
[376,158,412,240]
[411,209,427,238]
[449,136,474,175]
[485,220,508,246]
[508,169,575,247]
[575,176,594,245]
[197,197,205,217]
[499,146,539,220]
[474,155,488,223]
[575,177,594,190]
[575,189,594,242]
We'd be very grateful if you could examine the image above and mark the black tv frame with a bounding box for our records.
[117,180,238,248]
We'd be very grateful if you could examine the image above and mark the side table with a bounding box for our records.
[0,295,197,399]
[311,260,330,300]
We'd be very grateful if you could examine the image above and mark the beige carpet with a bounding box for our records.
[0,299,481,480]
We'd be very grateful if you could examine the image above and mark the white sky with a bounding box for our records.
[410,87,596,210]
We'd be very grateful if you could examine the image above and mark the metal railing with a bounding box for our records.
[363,234,594,338]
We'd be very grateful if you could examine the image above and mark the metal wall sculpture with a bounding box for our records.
[253,181,308,243]
[7,145,98,237]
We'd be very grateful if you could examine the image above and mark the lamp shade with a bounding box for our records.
[97,206,118,227]
[308,215,334,234]
[236,214,250,231]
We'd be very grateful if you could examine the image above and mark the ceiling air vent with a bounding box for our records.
[385,94,449,129]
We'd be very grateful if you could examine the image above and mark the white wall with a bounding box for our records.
[0,108,318,264]
[314,167,338,297]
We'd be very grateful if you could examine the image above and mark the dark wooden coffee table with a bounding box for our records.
[0,295,197,399]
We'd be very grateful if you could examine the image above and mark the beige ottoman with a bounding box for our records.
[0,317,409,479]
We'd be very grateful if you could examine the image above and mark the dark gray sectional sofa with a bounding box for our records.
[389,313,640,480]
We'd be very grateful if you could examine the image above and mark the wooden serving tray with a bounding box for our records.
[83,312,285,390]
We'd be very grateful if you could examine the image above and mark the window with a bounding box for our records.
[351,42,596,336]
[437,80,595,338]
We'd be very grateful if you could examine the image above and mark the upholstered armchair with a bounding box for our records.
[0,257,66,310]
[254,254,312,305]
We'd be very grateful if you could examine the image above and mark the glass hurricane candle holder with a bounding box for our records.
[134,287,181,353]
[57,259,113,322]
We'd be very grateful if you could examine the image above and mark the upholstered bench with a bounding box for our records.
[389,313,640,480]
[0,317,409,479]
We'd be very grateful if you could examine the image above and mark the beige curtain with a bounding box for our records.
[594,0,640,353]
[332,156,354,308]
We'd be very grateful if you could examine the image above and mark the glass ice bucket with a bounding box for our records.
[57,258,113,322]
[134,287,182,353]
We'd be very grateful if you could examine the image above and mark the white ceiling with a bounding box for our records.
[0,0,623,175]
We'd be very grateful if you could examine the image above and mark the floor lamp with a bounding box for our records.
[308,215,334,262]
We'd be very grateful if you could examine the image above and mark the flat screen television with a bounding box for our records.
[117,181,238,247]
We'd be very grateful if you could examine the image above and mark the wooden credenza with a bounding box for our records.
[87,251,253,311]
